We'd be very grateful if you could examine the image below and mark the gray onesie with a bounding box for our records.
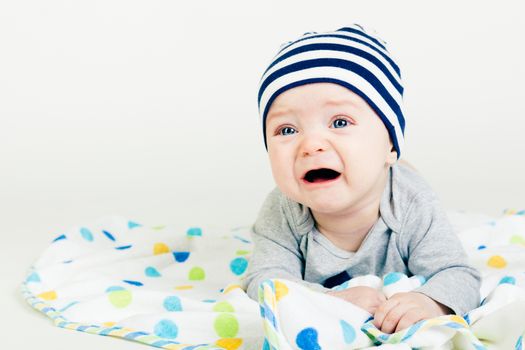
[241,163,481,316]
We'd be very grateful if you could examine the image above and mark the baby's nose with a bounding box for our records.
[300,134,329,157]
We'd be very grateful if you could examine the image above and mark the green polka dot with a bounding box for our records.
[213,301,235,312]
[188,267,205,281]
[108,289,132,308]
[235,250,250,255]
[214,313,239,338]
[510,235,525,244]
[389,332,403,343]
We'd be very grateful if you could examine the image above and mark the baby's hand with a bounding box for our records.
[373,292,453,334]
[326,286,387,314]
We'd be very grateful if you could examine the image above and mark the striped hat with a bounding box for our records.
[257,24,405,158]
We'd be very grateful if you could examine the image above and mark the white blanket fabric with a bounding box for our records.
[22,211,525,349]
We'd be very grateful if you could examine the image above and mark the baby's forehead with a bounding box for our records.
[267,85,366,120]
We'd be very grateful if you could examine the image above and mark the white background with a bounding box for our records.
[1,1,524,348]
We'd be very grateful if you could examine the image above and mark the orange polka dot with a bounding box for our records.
[487,255,507,268]
[174,285,193,290]
[215,338,243,350]
[153,242,170,255]
[37,290,57,301]
[274,281,289,301]
[223,284,242,294]
[450,315,468,326]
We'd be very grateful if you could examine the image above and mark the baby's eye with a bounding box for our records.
[278,126,297,136]
[332,118,350,129]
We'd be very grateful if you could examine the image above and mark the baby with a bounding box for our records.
[242,25,481,334]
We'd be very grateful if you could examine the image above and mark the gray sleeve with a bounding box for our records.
[241,188,329,300]
[400,192,481,316]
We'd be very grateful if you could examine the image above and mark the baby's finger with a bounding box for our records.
[377,302,414,334]
[368,291,388,312]
[377,292,387,303]
[394,309,425,333]
[373,298,399,329]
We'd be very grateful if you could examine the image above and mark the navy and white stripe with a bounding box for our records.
[257,24,405,158]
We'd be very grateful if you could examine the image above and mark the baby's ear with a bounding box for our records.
[386,144,397,165]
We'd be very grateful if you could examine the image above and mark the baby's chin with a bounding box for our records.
[297,194,350,215]
[308,203,351,217]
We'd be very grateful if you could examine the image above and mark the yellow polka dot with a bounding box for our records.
[174,285,193,290]
[223,284,242,294]
[110,327,135,337]
[487,255,507,268]
[102,321,116,327]
[152,225,166,230]
[450,315,467,326]
[263,285,275,304]
[37,290,57,301]
[215,338,243,350]
[274,280,289,301]
[153,242,170,255]
[164,345,187,350]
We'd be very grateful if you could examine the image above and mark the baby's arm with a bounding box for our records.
[242,188,328,300]
[379,189,481,331]
[404,192,481,315]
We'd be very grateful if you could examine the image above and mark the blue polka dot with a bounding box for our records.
[230,257,248,275]
[516,335,523,350]
[26,272,41,283]
[80,227,93,241]
[339,320,356,344]
[332,280,349,291]
[52,234,66,242]
[128,221,142,229]
[463,314,471,325]
[403,321,424,340]
[262,338,270,350]
[186,227,202,236]
[145,266,161,277]
[106,286,125,293]
[173,252,190,263]
[163,296,182,311]
[102,230,116,241]
[296,327,321,350]
[477,245,487,250]
[123,280,143,286]
[115,245,132,250]
[383,272,404,286]
[233,235,251,243]
[499,276,516,285]
[154,319,178,339]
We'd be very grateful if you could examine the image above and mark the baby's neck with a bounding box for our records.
[312,199,381,253]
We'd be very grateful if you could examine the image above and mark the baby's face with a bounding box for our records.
[265,82,397,215]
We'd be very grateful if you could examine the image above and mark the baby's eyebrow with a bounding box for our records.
[323,99,360,108]
[267,108,294,121]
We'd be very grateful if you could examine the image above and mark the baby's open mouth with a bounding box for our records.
[303,168,341,183]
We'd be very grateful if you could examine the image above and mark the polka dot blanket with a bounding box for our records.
[22,210,525,350]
